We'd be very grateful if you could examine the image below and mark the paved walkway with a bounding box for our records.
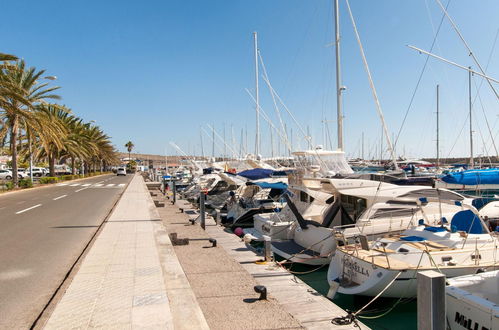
[44,175,208,329]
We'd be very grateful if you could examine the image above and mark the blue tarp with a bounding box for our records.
[246,181,288,190]
[424,226,447,233]
[450,210,485,234]
[238,168,274,180]
[401,236,426,241]
[441,168,499,186]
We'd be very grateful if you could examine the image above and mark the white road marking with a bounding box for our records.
[118,184,125,187]
[75,187,88,192]
[69,183,80,187]
[57,183,68,186]
[82,184,91,187]
[16,204,41,214]
[53,195,67,200]
[96,180,105,184]
[94,184,103,187]
[106,184,115,187]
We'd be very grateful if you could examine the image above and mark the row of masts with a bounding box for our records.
[237,1,492,167]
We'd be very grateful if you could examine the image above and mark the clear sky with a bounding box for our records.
[2,0,498,160]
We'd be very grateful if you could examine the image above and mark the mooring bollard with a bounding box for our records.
[215,209,220,225]
[200,191,206,230]
[263,235,272,262]
[417,270,446,330]
[172,180,176,205]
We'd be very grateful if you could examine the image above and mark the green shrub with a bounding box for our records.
[19,178,33,189]
[4,182,14,190]
[39,177,58,184]
[61,175,78,181]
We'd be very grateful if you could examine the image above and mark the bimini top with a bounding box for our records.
[441,168,499,185]
[292,147,354,175]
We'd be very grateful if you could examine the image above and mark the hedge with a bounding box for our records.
[39,177,59,184]
[19,178,33,188]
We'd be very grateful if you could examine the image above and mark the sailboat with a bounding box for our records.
[327,199,499,298]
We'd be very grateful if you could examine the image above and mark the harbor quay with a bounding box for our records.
[40,174,366,329]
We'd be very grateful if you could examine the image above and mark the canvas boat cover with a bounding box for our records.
[441,168,499,186]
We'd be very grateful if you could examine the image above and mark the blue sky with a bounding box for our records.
[2,0,498,159]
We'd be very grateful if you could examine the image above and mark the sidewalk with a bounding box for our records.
[44,174,208,329]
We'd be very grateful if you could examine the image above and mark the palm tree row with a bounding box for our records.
[0,53,118,187]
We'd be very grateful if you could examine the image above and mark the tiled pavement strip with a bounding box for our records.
[44,174,209,329]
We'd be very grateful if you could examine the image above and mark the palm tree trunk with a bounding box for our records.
[49,152,56,177]
[10,122,18,187]
[71,157,76,175]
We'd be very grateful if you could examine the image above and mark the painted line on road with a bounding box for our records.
[56,183,68,186]
[75,187,88,193]
[69,184,80,187]
[96,180,105,184]
[94,184,103,187]
[82,184,91,187]
[106,184,115,187]
[16,204,42,214]
[118,184,125,187]
[53,195,67,201]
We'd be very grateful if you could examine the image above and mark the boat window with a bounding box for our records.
[399,189,464,201]
[325,196,335,204]
[340,194,367,220]
[299,191,315,203]
[386,200,418,205]
[370,208,416,219]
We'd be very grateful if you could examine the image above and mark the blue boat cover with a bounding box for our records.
[441,168,499,185]
[238,168,274,180]
[450,210,485,234]
[472,197,497,210]
[401,236,426,241]
[246,181,288,190]
[424,226,447,233]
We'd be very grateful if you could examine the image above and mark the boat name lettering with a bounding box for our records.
[454,312,488,330]
[344,259,369,277]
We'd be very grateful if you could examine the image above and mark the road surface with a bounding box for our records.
[0,173,133,329]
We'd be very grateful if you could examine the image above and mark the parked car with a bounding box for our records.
[27,167,48,177]
[0,169,14,180]
[7,168,28,179]
[116,167,127,176]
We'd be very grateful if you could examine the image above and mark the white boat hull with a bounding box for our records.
[446,271,499,330]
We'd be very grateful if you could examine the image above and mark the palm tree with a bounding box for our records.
[125,141,134,163]
[0,59,60,186]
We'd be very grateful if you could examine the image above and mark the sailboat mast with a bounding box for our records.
[254,32,260,157]
[436,84,440,168]
[334,0,344,151]
[469,67,474,168]
[361,131,364,160]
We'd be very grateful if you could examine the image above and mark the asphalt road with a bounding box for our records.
[0,173,133,329]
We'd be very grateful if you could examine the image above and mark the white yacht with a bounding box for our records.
[327,201,499,298]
